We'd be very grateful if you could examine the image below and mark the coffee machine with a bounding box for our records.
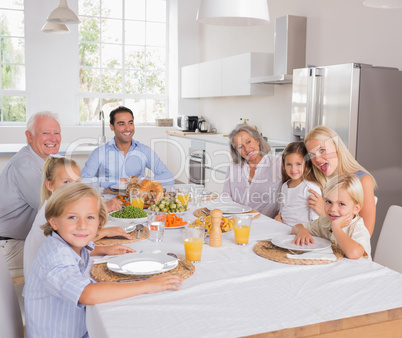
[177,116,198,132]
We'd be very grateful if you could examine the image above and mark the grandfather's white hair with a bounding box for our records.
[26,111,59,136]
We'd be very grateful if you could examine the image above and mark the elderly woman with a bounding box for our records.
[304,126,377,236]
[222,124,282,218]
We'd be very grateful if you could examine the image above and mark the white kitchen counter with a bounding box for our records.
[166,130,290,148]
[0,143,98,156]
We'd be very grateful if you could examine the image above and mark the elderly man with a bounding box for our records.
[0,111,61,276]
[81,106,174,187]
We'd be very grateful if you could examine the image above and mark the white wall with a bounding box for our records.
[193,0,402,140]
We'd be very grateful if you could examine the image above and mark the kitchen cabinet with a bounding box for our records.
[181,53,274,98]
[199,59,222,97]
[166,135,191,184]
[221,53,274,96]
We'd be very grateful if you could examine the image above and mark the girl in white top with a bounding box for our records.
[275,142,322,226]
[23,157,134,276]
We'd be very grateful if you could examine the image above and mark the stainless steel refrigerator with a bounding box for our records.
[291,63,402,254]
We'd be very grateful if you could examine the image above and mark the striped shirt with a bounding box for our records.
[23,232,94,338]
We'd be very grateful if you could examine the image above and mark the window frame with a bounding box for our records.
[0,4,26,124]
[77,0,169,126]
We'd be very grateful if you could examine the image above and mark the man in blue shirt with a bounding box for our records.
[81,106,174,188]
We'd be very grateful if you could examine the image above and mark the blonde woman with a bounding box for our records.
[304,126,376,236]
[223,124,282,217]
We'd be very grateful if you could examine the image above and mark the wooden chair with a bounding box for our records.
[0,251,24,338]
[374,205,402,273]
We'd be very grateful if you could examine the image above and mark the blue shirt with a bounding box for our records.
[23,232,94,338]
[81,138,174,188]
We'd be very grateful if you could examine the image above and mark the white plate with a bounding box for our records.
[107,253,178,275]
[164,213,188,229]
[110,184,127,191]
[206,203,252,214]
[271,235,332,252]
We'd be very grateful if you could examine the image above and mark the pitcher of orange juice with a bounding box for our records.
[176,187,190,208]
[233,214,253,245]
[130,190,145,209]
[182,227,204,262]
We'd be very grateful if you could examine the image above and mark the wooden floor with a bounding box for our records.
[246,307,402,337]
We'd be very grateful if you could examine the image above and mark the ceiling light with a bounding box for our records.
[41,22,70,34]
[197,0,270,26]
[362,0,402,8]
[47,0,81,24]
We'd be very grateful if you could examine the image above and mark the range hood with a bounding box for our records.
[249,15,307,85]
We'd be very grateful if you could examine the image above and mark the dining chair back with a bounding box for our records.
[0,251,24,338]
[374,205,402,273]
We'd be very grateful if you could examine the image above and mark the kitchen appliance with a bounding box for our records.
[177,116,199,132]
[188,148,205,185]
[291,62,402,253]
[249,15,307,84]
[197,116,209,133]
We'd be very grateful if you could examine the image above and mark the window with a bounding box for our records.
[78,0,167,124]
[0,0,26,123]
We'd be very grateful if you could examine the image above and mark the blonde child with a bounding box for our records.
[23,157,132,276]
[24,183,182,337]
[274,142,322,226]
[291,174,371,260]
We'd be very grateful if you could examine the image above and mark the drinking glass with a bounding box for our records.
[177,187,190,208]
[233,214,253,245]
[130,190,145,209]
[147,211,166,242]
[191,186,205,207]
[182,227,204,262]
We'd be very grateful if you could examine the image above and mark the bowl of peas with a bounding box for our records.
[108,205,148,223]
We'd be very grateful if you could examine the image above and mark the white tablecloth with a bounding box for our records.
[86,203,402,337]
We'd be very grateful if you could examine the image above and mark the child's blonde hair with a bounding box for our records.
[280,141,321,188]
[41,183,108,237]
[40,157,79,206]
[323,174,364,206]
[304,126,376,189]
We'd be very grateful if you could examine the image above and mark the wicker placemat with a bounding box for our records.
[95,227,149,245]
[193,207,261,220]
[253,241,344,265]
[90,258,195,282]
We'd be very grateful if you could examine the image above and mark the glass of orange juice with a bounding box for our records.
[233,214,253,245]
[177,187,190,208]
[129,190,145,209]
[182,227,204,263]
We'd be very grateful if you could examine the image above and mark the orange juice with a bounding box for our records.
[234,225,251,245]
[177,193,189,207]
[131,198,144,209]
[184,237,203,261]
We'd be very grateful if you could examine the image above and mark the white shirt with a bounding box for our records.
[303,215,372,260]
[223,154,282,218]
[278,180,321,226]
[23,200,47,277]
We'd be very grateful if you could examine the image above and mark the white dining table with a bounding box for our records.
[86,200,402,337]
